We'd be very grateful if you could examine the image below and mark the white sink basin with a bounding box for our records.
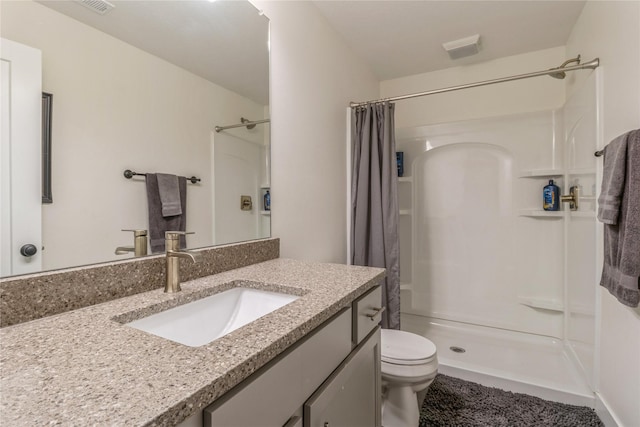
[126,287,299,347]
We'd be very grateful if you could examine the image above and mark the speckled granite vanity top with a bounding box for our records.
[0,259,384,426]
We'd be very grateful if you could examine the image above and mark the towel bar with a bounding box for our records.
[123,169,201,184]
[594,150,604,157]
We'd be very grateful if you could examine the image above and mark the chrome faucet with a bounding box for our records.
[115,229,148,257]
[165,231,202,293]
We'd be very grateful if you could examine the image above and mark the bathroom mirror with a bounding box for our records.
[0,0,270,277]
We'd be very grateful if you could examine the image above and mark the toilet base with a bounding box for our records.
[380,330,438,427]
[381,373,436,427]
[382,385,420,427]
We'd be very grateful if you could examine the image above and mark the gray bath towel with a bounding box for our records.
[598,129,640,307]
[157,173,183,217]
[146,173,187,253]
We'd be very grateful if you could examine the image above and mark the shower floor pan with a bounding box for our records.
[401,313,594,407]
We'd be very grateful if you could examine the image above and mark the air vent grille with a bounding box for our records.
[442,34,481,60]
[75,0,115,15]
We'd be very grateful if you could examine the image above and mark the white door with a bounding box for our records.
[0,38,42,276]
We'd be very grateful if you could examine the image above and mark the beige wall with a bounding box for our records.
[566,2,640,426]
[1,1,266,270]
[381,47,567,128]
[252,1,379,263]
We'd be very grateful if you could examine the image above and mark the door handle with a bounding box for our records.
[365,306,386,321]
[20,244,38,257]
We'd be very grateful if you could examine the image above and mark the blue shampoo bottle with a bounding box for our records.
[264,190,270,211]
[543,180,560,211]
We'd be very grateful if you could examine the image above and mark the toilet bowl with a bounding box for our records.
[381,329,438,427]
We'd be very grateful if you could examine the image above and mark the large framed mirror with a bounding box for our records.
[0,0,270,278]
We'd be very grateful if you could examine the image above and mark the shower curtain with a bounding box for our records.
[351,102,400,329]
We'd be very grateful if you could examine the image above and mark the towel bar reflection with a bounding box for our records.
[123,169,201,184]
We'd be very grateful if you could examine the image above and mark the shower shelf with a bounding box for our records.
[517,296,564,312]
[518,210,563,218]
[398,176,413,183]
[260,211,271,216]
[518,169,563,178]
[399,209,412,216]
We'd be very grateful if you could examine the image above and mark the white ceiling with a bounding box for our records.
[312,0,586,80]
[39,0,270,105]
[37,1,586,104]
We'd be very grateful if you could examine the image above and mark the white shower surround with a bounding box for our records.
[400,110,565,337]
[397,72,599,405]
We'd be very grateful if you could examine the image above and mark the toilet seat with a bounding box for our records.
[381,329,437,366]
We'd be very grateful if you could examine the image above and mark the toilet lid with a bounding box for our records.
[381,329,436,365]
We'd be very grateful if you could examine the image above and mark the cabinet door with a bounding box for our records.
[304,327,381,427]
[204,309,351,427]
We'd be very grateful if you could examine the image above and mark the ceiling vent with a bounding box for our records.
[75,0,115,15]
[442,34,481,60]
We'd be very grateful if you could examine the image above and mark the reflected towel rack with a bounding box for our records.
[123,169,201,184]
[594,150,604,157]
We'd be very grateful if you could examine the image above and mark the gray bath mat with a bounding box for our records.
[420,374,603,427]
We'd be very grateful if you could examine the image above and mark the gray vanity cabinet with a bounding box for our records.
[202,285,382,427]
[203,308,352,427]
[303,327,381,427]
[302,284,383,427]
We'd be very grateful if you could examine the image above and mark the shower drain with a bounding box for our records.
[449,346,466,353]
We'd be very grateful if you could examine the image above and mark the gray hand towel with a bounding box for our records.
[598,129,640,307]
[146,174,187,253]
[157,173,183,217]
[598,133,628,224]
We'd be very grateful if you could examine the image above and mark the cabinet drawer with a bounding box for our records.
[353,285,383,345]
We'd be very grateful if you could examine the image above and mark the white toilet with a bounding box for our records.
[381,329,438,427]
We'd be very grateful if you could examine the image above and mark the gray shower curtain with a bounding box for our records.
[351,102,400,329]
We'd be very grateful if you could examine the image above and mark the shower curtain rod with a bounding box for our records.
[215,118,270,133]
[350,57,600,108]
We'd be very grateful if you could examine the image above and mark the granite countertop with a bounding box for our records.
[0,259,384,426]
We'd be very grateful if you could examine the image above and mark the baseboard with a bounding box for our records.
[595,393,620,427]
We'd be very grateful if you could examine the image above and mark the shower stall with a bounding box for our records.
[397,71,601,406]
[211,128,271,246]
[347,61,602,407]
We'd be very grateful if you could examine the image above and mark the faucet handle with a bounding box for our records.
[122,229,148,237]
[165,231,195,240]
[119,229,148,256]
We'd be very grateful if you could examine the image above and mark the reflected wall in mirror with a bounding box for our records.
[0,0,270,278]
